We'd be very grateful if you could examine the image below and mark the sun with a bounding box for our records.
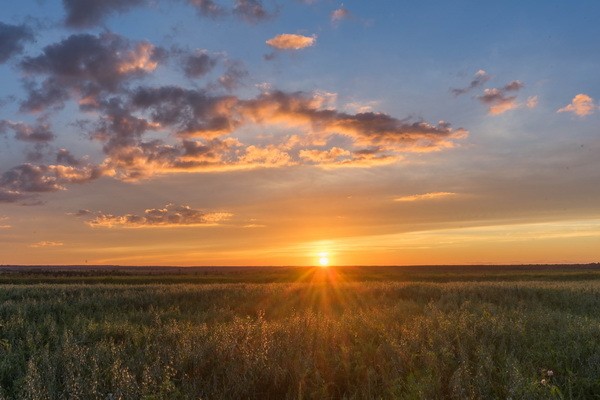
[318,252,329,267]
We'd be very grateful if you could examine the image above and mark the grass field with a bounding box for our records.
[1,265,600,399]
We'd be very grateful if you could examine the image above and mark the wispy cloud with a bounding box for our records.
[0,119,55,143]
[557,94,597,117]
[266,34,316,50]
[453,72,533,115]
[526,95,539,109]
[30,241,63,248]
[0,216,10,229]
[331,7,350,24]
[394,192,457,202]
[451,70,490,96]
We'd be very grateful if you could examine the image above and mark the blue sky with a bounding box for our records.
[1,1,599,265]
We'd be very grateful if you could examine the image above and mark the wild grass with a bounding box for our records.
[1,266,600,399]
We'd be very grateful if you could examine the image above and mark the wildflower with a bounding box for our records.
[547,370,554,377]
[540,379,547,385]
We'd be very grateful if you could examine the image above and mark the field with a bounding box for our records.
[1,265,600,399]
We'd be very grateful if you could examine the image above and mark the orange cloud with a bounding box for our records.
[266,34,316,50]
[394,192,457,202]
[118,42,159,73]
[557,94,596,116]
[238,145,294,167]
[299,147,351,163]
[85,204,232,228]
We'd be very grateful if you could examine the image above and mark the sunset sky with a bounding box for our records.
[1,1,599,266]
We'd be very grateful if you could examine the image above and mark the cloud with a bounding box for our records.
[187,0,226,18]
[0,162,103,203]
[266,34,316,50]
[129,87,466,150]
[453,73,530,115]
[331,7,350,23]
[0,119,55,142]
[238,145,293,167]
[476,82,526,115]
[240,91,467,152]
[557,94,597,117]
[217,60,248,91]
[299,147,397,168]
[451,70,490,96]
[20,33,165,112]
[129,86,239,137]
[477,88,519,115]
[233,0,273,23]
[394,192,457,202]
[0,22,34,63]
[86,86,467,180]
[62,0,146,28]
[299,147,350,163]
[30,241,63,248]
[526,95,539,109]
[56,149,86,166]
[503,80,524,92]
[70,209,94,217]
[0,216,10,229]
[82,204,232,228]
[182,50,218,79]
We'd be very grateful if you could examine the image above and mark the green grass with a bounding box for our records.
[1,266,600,399]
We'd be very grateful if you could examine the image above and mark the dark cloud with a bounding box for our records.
[82,203,232,228]
[451,70,490,96]
[217,60,248,91]
[62,0,146,28]
[20,33,164,112]
[19,79,72,112]
[71,209,93,216]
[130,86,238,137]
[61,0,274,27]
[56,148,84,166]
[0,120,55,142]
[0,22,34,64]
[503,80,524,92]
[91,97,158,148]
[233,0,273,23]
[182,50,218,78]
[187,0,226,18]
[0,162,103,203]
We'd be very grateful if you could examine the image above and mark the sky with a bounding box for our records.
[1,0,599,266]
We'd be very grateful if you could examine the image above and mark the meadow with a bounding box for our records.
[1,265,600,399]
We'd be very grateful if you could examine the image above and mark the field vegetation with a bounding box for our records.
[1,265,600,399]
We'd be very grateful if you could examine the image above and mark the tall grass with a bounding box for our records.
[1,271,600,398]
